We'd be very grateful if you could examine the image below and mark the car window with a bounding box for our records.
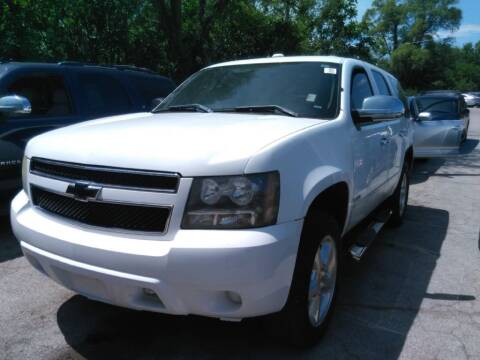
[372,70,391,95]
[6,73,72,119]
[158,62,341,119]
[350,69,373,110]
[409,98,417,117]
[78,73,131,116]
[388,76,410,117]
[130,76,175,108]
[459,97,467,113]
[416,97,460,119]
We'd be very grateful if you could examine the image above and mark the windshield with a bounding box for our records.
[156,62,341,119]
[416,97,460,120]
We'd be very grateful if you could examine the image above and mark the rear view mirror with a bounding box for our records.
[0,95,32,115]
[353,95,405,123]
[151,97,164,111]
[417,112,431,121]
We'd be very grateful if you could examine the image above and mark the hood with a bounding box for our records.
[26,112,325,176]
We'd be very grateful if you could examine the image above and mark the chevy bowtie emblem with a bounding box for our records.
[66,182,102,202]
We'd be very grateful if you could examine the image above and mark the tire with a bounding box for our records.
[270,213,340,347]
[388,161,410,227]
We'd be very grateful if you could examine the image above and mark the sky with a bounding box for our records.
[356,0,480,47]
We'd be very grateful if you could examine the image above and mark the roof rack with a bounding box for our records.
[109,64,156,74]
[57,61,85,66]
[57,61,156,74]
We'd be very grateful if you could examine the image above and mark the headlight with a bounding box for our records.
[182,172,280,229]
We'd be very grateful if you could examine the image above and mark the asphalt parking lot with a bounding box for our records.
[1,110,480,360]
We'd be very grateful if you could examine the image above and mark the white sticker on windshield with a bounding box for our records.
[306,93,317,102]
[324,67,337,75]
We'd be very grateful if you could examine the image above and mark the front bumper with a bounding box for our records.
[11,191,302,320]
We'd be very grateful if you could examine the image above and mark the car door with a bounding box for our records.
[460,97,470,137]
[382,74,408,191]
[349,67,391,225]
[413,96,464,155]
[0,69,79,196]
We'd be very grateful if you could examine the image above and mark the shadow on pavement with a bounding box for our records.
[411,158,445,184]
[459,138,479,155]
[411,138,480,184]
[56,204,451,360]
[0,215,22,263]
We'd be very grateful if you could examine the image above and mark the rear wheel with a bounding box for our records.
[389,161,410,226]
[271,213,340,346]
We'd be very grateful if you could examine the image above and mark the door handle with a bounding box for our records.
[380,137,390,145]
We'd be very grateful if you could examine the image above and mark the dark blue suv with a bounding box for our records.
[0,62,175,212]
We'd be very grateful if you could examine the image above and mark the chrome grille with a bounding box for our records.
[30,157,179,192]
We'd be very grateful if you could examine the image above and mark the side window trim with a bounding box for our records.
[371,69,392,96]
[350,66,373,111]
[386,75,409,118]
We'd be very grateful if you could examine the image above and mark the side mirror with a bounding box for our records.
[151,97,164,111]
[0,95,32,115]
[417,112,431,121]
[353,95,405,123]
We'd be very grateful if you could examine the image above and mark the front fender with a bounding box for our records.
[301,166,351,219]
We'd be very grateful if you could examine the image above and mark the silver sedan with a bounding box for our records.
[409,94,469,158]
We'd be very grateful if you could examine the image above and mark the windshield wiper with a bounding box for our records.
[216,105,298,117]
[153,103,213,113]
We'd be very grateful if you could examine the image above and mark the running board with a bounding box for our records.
[349,209,392,261]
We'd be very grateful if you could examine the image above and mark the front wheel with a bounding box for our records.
[271,213,340,346]
[388,162,410,227]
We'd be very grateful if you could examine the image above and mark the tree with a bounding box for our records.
[404,0,461,44]
[310,0,363,57]
[363,0,406,57]
[0,0,477,91]
[363,0,461,58]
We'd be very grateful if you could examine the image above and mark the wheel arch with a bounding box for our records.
[303,179,350,236]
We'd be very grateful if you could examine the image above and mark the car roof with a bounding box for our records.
[419,90,461,96]
[206,55,389,74]
[0,61,169,79]
[416,93,462,100]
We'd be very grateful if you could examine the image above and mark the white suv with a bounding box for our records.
[11,56,413,345]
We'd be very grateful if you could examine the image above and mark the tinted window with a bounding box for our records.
[416,97,460,119]
[351,69,373,110]
[459,97,467,112]
[372,70,391,95]
[78,73,131,115]
[130,76,175,108]
[6,73,72,118]
[159,62,341,119]
[408,97,417,117]
[388,76,409,117]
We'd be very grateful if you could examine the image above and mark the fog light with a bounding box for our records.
[226,291,242,305]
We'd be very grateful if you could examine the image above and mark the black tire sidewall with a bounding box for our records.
[279,213,341,346]
[389,161,410,226]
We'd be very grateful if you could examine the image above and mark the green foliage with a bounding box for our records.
[0,0,478,91]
